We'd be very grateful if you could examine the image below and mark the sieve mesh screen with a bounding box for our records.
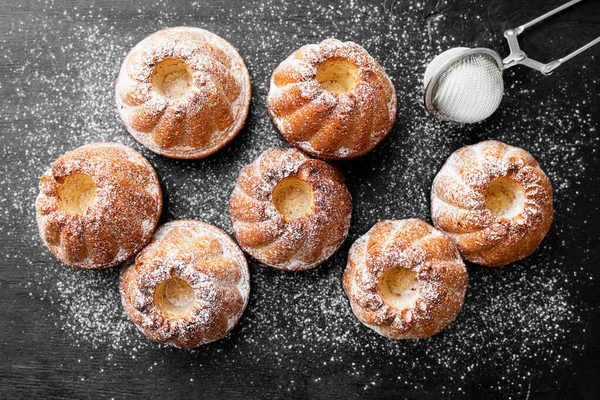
[432,53,504,124]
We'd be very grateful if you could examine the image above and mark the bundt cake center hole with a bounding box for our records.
[485,177,525,219]
[56,173,97,215]
[316,58,359,94]
[379,266,420,310]
[154,276,195,319]
[151,59,192,99]
[272,177,314,220]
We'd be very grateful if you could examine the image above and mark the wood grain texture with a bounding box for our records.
[1,0,599,398]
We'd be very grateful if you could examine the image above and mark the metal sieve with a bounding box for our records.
[424,0,600,124]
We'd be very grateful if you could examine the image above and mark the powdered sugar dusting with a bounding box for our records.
[120,220,250,348]
[267,38,397,159]
[343,219,468,339]
[229,147,352,270]
[431,140,554,266]
[2,0,597,397]
[35,142,162,269]
[116,27,252,159]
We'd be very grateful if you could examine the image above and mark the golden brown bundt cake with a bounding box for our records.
[343,219,468,339]
[116,27,252,159]
[267,38,396,160]
[120,220,250,349]
[35,142,162,269]
[229,147,352,271]
[431,140,553,267]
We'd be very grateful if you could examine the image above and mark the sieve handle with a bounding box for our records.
[515,0,584,35]
[502,0,600,74]
[552,36,600,71]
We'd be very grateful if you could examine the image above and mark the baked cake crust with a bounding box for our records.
[431,140,553,267]
[35,142,162,269]
[116,27,252,159]
[267,39,396,159]
[229,147,352,271]
[120,220,250,349]
[343,219,468,339]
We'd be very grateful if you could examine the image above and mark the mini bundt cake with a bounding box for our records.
[120,220,250,348]
[267,38,396,160]
[229,147,352,271]
[343,219,468,339]
[35,142,162,269]
[116,27,252,159]
[431,140,553,267]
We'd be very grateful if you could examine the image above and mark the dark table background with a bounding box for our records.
[1,0,599,398]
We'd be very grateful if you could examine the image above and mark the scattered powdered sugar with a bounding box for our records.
[33,266,149,353]
[2,0,597,397]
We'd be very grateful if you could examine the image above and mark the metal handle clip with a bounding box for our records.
[502,0,600,74]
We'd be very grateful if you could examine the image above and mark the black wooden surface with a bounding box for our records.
[1,0,599,398]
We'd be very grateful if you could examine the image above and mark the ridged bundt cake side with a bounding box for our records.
[431,140,553,267]
[120,220,250,348]
[343,219,468,339]
[229,147,352,271]
[35,142,162,269]
[116,26,252,159]
[267,38,397,160]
